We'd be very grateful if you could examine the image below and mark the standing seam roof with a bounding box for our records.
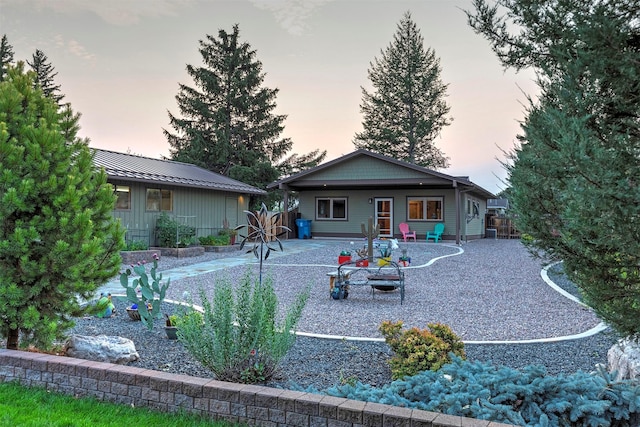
[93,148,266,195]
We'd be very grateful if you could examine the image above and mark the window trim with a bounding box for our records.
[407,196,443,222]
[315,197,348,221]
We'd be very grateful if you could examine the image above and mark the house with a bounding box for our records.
[93,148,266,246]
[268,149,495,244]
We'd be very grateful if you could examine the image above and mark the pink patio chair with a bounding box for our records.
[398,222,417,242]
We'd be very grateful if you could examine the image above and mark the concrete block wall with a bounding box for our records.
[0,349,514,427]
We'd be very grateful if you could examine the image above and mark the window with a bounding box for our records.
[146,188,173,212]
[408,197,443,221]
[316,197,347,220]
[113,185,130,210]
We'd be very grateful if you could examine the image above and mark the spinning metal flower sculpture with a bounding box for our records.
[236,203,291,285]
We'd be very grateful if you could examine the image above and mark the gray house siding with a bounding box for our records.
[299,189,464,240]
[110,180,250,245]
[94,148,263,246]
[270,149,494,243]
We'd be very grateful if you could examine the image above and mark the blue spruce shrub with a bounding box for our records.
[324,356,640,426]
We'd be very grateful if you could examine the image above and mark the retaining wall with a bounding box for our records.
[120,250,160,265]
[0,349,514,427]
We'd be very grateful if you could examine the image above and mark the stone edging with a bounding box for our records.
[0,349,514,427]
[120,250,159,265]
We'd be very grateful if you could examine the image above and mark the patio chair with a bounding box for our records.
[426,223,444,243]
[398,222,417,242]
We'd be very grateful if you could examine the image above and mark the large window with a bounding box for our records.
[113,185,130,210]
[408,197,443,221]
[146,188,173,212]
[316,197,347,220]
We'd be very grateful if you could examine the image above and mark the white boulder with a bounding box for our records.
[65,335,139,364]
[608,338,640,381]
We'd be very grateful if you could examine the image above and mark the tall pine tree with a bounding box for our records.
[165,24,324,205]
[0,63,124,350]
[354,11,452,169]
[0,34,14,82]
[468,0,640,337]
[27,49,65,107]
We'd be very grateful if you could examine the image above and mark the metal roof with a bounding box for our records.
[93,148,266,195]
[269,149,495,199]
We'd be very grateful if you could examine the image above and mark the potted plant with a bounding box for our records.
[221,218,238,245]
[126,302,152,321]
[165,314,179,340]
[399,248,411,267]
[338,249,351,265]
[354,246,369,267]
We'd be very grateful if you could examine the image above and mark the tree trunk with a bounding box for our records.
[6,328,19,349]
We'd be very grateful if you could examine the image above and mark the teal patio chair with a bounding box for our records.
[426,223,444,243]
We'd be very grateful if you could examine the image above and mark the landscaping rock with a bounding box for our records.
[65,335,139,364]
[608,338,640,380]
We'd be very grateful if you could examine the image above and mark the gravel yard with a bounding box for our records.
[63,238,620,391]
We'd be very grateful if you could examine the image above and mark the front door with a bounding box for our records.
[375,198,393,237]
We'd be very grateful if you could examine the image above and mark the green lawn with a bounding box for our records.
[0,381,238,427]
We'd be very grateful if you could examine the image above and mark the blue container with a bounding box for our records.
[295,219,312,239]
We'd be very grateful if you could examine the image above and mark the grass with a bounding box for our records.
[0,381,237,427]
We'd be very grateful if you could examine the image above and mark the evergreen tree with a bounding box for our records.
[468,1,640,337]
[165,24,325,204]
[354,11,452,169]
[0,63,124,350]
[0,34,14,81]
[27,49,65,106]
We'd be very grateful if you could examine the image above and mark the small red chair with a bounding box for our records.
[398,222,417,242]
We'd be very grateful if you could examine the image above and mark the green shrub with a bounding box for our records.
[218,228,237,237]
[198,235,230,246]
[155,213,196,247]
[123,240,149,251]
[379,321,465,380]
[178,271,309,384]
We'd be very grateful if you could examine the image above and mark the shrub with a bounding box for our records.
[178,271,309,384]
[198,235,230,246]
[123,240,149,251]
[379,321,465,379]
[155,213,196,247]
[325,356,640,427]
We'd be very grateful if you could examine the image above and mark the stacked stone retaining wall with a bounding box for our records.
[0,349,514,427]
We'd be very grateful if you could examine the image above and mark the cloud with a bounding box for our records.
[250,0,334,36]
[53,34,97,64]
[30,0,192,26]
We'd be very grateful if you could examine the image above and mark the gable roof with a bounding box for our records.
[268,149,495,198]
[93,148,266,195]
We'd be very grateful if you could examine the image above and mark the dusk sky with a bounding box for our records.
[1,0,538,194]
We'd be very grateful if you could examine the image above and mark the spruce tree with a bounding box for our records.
[0,63,124,350]
[354,11,452,169]
[468,1,640,337]
[165,24,324,203]
[0,34,14,81]
[27,49,65,106]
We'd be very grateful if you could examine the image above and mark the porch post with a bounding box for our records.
[280,184,290,239]
[454,181,461,245]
